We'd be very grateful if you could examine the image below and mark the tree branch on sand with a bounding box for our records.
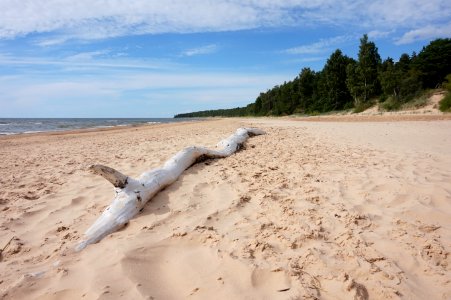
[76,127,265,251]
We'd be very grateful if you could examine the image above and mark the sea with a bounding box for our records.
[0,118,199,135]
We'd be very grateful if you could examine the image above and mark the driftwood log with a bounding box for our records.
[76,127,265,251]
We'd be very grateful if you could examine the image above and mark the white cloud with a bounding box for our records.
[367,0,451,28]
[0,1,450,42]
[284,35,352,55]
[33,36,70,47]
[66,50,110,61]
[0,1,290,39]
[181,44,218,57]
[367,30,393,39]
[395,23,451,45]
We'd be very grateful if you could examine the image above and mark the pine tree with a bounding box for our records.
[379,57,402,99]
[413,38,451,88]
[319,49,354,110]
[357,34,381,102]
[346,61,363,105]
[297,68,317,113]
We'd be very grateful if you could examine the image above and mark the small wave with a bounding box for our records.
[0,132,16,135]
[147,121,161,124]
[23,130,45,134]
[34,122,43,125]
[0,123,10,126]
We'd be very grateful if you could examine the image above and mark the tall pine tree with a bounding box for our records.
[347,34,381,104]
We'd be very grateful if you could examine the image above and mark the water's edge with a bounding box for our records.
[0,118,201,135]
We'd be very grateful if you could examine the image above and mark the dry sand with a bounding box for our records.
[0,117,450,299]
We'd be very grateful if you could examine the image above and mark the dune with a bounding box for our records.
[0,118,450,299]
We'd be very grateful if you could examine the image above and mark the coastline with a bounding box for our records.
[0,119,204,140]
[1,118,450,299]
[0,118,203,137]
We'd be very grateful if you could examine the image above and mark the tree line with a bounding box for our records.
[174,36,451,118]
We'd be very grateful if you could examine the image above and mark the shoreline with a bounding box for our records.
[2,111,450,140]
[0,118,205,138]
[0,119,206,140]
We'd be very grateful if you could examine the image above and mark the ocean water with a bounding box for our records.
[0,118,199,135]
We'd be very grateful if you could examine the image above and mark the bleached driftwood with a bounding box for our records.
[76,127,265,251]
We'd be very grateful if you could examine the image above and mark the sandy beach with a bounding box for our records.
[0,118,450,299]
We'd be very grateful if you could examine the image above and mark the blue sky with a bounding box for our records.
[1,1,450,117]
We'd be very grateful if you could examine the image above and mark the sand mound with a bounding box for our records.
[359,90,446,115]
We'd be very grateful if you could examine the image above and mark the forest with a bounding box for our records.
[174,36,451,118]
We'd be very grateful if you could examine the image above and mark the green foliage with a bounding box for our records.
[401,92,430,110]
[346,34,381,106]
[379,57,401,99]
[318,49,354,111]
[397,53,411,72]
[309,111,321,116]
[174,37,451,118]
[357,34,382,101]
[381,90,437,111]
[353,101,374,113]
[297,67,318,113]
[439,93,451,112]
[380,97,401,111]
[346,61,363,105]
[398,71,422,101]
[345,35,381,105]
[442,74,451,91]
[413,38,451,88]
[378,53,422,107]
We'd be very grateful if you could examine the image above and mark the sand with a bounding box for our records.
[0,118,450,299]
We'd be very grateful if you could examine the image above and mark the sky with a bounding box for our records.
[1,0,450,118]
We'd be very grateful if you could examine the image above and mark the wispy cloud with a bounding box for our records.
[0,52,180,70]
[284,35,352,55]
[33,36,71,47]
[0,1,450,44]
[395,23,451,45]
[367,0,451,28]
[181,44,218,57]
[66,50,110,61]
[0,1,292,39]
[368,30,393,39]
